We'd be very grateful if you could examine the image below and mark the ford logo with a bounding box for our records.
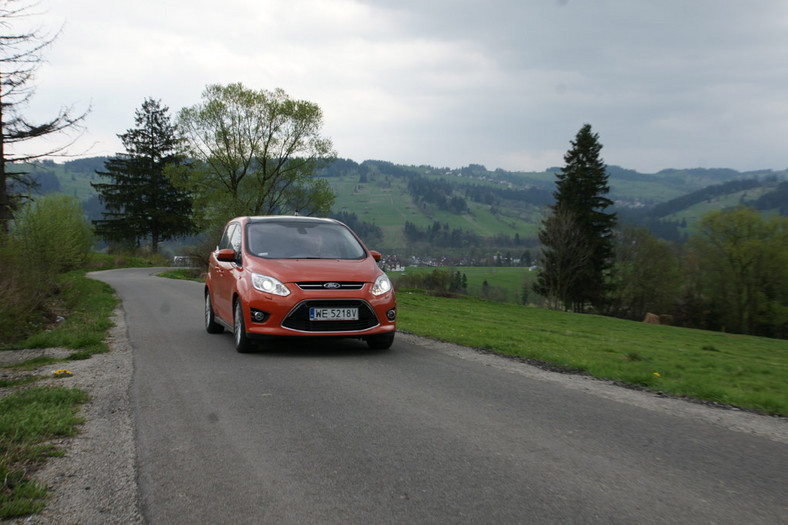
[324,282,341,289]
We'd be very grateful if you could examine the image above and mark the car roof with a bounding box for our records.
[241,215,341,225]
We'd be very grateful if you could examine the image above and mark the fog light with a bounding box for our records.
[386,307,396,321]
[250,309,269,323]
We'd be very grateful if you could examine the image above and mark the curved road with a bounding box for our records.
[92,268,787,524]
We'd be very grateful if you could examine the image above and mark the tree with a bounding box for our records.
[690,206,788,337]
[533,204,593,310]
[92,99,194,252]
[0,0,88,231]
[171,83,336,232]
[609,225,681,321]
[535,124,616,311]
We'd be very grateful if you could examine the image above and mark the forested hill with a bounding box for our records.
[19,156,788,250]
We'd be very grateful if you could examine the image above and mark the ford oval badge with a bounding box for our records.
[324,282,341,289]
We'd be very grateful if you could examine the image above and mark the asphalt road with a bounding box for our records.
[93,268,788,524]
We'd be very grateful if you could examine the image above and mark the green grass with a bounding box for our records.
[396,290,788,416]
[0,265,120,519]
[157,268,204,281]
[0,387,89,518]
[328,175,537,250]
[0,376,39,389]
[391,266,537,303]
[5,271,118,360]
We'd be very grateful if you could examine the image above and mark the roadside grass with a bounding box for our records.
[396,290,788,416]
[3,271,118,360]
[0,387,89,518]
[157,268,204,281]
[0,268,118,519]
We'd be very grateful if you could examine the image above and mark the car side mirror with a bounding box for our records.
[369,250,381,262]
[216,248,237,262]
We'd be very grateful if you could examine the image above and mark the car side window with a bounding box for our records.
[218,224,236,251]
[230,225,242,253]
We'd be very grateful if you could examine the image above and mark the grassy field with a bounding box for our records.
[327,174,536,250]
[396,290,788,416]
[390,266,537,303]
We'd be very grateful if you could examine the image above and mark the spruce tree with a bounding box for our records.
[535,124,616,311]
[92,99,194,252]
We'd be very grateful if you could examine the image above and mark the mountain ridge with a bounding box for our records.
[19,157,788,251]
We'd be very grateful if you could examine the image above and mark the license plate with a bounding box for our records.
[309,307,359,321]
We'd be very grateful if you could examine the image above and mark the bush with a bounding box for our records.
[0,233,51,343]
[13,195,94,275]
[0,196,94,344]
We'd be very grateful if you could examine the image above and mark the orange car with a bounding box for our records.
[205,216,396,352]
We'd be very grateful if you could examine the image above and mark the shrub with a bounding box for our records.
[0,233,52,343]
[0,196,94,344]
[12,194,94,275]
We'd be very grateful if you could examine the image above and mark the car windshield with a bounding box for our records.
[246,220,367,260]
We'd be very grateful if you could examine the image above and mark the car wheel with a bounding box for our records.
[366,333,395,350]
[234,300,254,353]
[205,291,223,334]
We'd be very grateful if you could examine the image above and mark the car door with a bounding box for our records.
[211,222,239,324]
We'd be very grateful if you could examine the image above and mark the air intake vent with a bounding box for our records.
[296,282,365,291]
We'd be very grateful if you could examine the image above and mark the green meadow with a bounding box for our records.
[390,266,537,303]
[396,290,788,416]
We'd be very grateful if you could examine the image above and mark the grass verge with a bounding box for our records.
[0,386,89,518]
[2,270,118,359]
[397,290,788,416]
[0,269,118,518]
[157,268,204,281]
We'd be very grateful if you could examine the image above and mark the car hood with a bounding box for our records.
[249,256,382,283]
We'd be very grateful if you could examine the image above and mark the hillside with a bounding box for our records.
[18,157,788,252]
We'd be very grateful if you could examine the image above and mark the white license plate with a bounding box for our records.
[309,307,359,321]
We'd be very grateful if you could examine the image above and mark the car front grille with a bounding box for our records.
[296,282,365,291]
[282,300,379,332]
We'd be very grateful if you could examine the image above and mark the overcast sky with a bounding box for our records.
[20,0,788,173]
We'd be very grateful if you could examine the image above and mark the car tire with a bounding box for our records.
[205,291,223,334]
[234,300,254,353]
[366,332,395,350]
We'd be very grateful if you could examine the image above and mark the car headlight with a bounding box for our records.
[371,274,392,296]
[252,273,290,296]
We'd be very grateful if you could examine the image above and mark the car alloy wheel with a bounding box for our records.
[205,292,223,334]
[234,300,253,353]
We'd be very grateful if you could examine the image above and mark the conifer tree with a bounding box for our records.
[92,99,193,252]
[535,124,616,311]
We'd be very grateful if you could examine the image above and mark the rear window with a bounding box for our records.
[246,220,367,260]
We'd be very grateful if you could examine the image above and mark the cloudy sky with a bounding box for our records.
[19,0,788,173]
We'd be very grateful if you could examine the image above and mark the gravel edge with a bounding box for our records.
[4,307,142,525]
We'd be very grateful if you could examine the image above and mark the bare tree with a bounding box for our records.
[0,0,88,230]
